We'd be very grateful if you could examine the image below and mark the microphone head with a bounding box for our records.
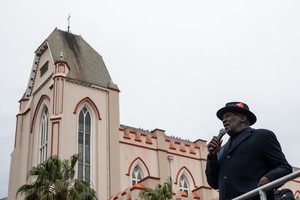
[218,128,227,139]
[220,128,226,134]
[208,128,227,152]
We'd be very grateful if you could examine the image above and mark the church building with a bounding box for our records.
[7,28,300,200]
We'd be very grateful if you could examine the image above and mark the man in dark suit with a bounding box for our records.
[205,102,292,200]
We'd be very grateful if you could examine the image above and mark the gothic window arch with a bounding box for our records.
[78,106,92,181]
[179,174,190,195]
[38,106,49,163]
[132,165,143,185]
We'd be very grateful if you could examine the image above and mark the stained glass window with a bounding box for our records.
[78,107,91,181]
[39,107,49,163]
[132,165,143,185]
[179,174,189,194]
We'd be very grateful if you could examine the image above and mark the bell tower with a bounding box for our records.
[8,28,121,200]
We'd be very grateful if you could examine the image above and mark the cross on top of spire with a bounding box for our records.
[67,14,71,33]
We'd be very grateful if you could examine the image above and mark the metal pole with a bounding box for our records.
[233,170,300,200]
[258,189,267,200]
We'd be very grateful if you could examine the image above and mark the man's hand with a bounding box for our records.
[207,136,223,157]
[258,176,270,187]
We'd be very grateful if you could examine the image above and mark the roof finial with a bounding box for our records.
[67,14,71,33]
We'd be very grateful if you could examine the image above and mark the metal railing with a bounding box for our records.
[232,170,300,200]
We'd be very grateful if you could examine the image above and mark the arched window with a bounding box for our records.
[132,165,143,185]
[78,107,91,181]
[179,174,189,194]
[39,107,49,163]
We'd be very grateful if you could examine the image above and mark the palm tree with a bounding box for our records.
[138,178,173,200]
[16,154,97,200]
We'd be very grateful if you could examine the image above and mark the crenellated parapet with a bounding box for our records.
[119,124,207,158]
[119,125,157,145]
[165,136,201,157]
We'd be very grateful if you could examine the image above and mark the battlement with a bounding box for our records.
[119,125,207,157]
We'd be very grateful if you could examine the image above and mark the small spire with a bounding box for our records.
[60,51,64,59]
[67,14,71,33]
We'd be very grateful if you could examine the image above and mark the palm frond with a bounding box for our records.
[16,154,97,200]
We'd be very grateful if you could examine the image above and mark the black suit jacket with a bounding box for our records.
[206,127,292,200]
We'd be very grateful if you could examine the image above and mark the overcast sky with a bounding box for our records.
[1,0,300,198]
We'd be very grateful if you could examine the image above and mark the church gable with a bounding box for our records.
[46,28,119,91]
[22,28,119,101]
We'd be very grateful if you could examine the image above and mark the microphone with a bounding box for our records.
[208,128,227,152]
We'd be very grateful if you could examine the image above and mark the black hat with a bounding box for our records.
[216,102,257,125]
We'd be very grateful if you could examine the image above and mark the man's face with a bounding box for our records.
[222,112,245,136]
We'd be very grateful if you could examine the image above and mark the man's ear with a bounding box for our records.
[240,114,248,123]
